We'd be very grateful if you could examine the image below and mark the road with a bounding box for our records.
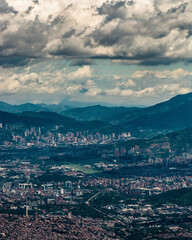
[85,190,127,226]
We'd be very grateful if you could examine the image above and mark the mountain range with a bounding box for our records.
[0,110,112,133]
[0,101,72,114]
[62,92,192,132]
[1,92,192,136]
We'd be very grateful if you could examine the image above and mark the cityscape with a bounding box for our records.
[1,0,192,239]
[1,124,132,148]
[1,104,192,238]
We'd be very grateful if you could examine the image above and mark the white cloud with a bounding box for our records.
[67,66,92,80]
[113,75,121,80]
[0,0,192,105]
[117,79,136,88]
[0,64,94,99]
[132,68,192,79]
[0,0,191,66]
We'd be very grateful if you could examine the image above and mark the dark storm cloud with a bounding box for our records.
[0,0,17,14]
[98,1,125,15]
[33,0,39,4]
[85,0,192,65]
[138,58,188,66]
[25,6,34,15]
[0,15,48,67]
[0,21,8,32]
[167,3,187,14]
[48,45,89,57]
[0,0,191,67]
[97,1,126,22]
[63,29,75,38]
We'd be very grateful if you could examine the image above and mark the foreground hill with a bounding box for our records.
[0,110,112,132]
[0,110,61,127]
[155,126,192,153]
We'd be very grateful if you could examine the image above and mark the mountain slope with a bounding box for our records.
[62,92,192,132]
[0,110,113,133]
[0,101,72,114]
[20,111,113,132]
[61,105,141,123]
[0,110,54,127]
[122,92,192,130]
[2,92,192,134]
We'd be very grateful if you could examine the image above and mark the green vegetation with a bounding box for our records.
[61,105,140,123]
[91,190,139,207]
[0,129,12,144]
[65,164,100,174]
[34,171,79,184]
[167,127,192,152]
[148,188,192,206]
[0,110,114,133]
[62,92,192,133]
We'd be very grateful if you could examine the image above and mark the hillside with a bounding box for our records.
[123,92,192,130]
[157,127,192,153]
[2,92,192,135]
[62,92,192,132]
[61,105,140,123]
[0,110,113,133]
[149,188,192,206]
[114,125,192,157]
[0,110,54,127]
[0,101,72,114]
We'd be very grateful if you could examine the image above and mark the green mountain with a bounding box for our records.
[155,126,192,153]
[0,110,54,127]
[61,105,141,123]
[115,125,192,156]
[0,110,112,132]
[0,101,72,114]
[122,92,192,129]
[62,92,192,132]
[2,92,192,135]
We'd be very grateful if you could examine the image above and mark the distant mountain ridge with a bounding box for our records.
[62,92,192,132]
[0,101,73,114]
[2,92,192,136]
[61,105,140,123]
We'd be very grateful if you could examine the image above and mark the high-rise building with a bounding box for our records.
[68,212,72,219]
[26,205,29,217]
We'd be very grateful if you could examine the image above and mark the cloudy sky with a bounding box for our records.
[0,0,192,106]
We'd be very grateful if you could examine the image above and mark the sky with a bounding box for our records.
[0,0,192,106]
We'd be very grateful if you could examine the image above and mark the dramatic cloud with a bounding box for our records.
[0,0,192,106]
[0,0,190,66]
[0,63,192,105]
[79,68,192,105]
